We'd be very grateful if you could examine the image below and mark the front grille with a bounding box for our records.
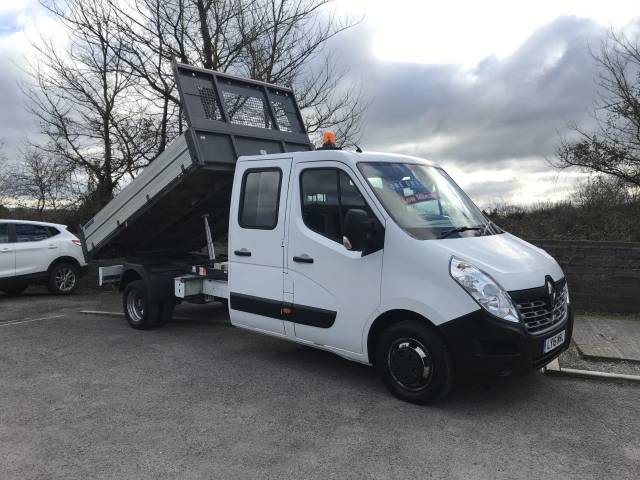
[516,284,568,335]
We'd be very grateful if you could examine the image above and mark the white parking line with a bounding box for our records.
[79,310,193,321]
[79,310,123,317]
[0,314,65,327]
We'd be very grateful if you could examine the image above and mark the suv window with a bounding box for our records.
[239,168,282,229]
[15,224,52,242]
[300,168,371,243]
[0,224,9,244]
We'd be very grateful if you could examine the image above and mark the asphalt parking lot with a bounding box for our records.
[1,287,639,480]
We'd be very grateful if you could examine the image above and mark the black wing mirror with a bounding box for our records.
[342,208,371,253]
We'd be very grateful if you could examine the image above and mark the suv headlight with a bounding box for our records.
[450,256,520,323]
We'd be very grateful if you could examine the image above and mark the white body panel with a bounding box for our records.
[99,265,124,286]
[0,244,14,278]
[175,276,229,299]
[14,238,59,276]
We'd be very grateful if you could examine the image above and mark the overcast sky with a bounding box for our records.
[1,0,639,206]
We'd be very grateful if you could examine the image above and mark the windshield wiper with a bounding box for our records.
[438,226,482,239]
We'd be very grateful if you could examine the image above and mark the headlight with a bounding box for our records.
[563,282,570,304]
[449,256,520,323]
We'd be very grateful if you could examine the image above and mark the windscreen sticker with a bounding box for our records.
[400,191,437,205]
[389,178,437,205]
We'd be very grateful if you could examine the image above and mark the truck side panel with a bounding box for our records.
[82,136,193,255]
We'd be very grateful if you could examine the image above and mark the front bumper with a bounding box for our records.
[438,306,573,378]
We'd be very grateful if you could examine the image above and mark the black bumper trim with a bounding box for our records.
[438,306,573,378]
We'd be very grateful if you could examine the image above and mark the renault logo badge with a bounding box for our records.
[545,277,556,309]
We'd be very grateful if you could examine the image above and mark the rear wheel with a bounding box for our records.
[375,319,453,405]
[2,283,28,296]
[156,300,176,327]
[123,280,160,330]
[48,263,79,295]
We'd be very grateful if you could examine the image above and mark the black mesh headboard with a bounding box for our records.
[173,62,313,169]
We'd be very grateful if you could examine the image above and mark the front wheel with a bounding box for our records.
[375,320,453,405]
[123,280,160,330]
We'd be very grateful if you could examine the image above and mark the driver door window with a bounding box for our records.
[300,168,371,243]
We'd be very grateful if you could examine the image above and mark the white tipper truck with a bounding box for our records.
[83,62,572,404]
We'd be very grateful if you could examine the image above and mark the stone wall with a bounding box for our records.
[529,239,640,313]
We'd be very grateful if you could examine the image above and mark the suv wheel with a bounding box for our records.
[375,319,453,405]
[2,283,29,296]
[48,262,79,295]
[123,280,160,330]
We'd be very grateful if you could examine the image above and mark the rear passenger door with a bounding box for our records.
[13,223,58,276]
[228,159,292,336]
[0,223,15,278]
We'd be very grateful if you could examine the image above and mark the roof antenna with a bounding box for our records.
[354,144,363,153]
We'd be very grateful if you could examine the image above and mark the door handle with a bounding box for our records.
[0,248,11,253]
[234,248,252,257]
[48,245,58,249]
[293,255,314,264]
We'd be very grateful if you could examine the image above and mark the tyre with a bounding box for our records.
[123,280,161,330]
[2,283,29,296]
[47,262,79,295]
[375,319,453,405]
[155,300,176,327]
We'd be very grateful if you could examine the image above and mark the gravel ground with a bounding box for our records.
[1,287,639,480]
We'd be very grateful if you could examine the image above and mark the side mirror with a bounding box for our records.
[342,208,370,252]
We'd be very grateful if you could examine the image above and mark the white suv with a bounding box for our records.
[0,220,88,296]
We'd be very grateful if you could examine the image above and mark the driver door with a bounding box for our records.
[284,162,384,354]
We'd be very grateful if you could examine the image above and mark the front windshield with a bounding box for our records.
[358,162,499,240]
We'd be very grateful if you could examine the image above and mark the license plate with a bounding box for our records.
[544,330,566,353]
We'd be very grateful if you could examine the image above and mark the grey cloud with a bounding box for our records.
[463,179,524,205]
[0,48,37,160]
[354,16,608,166]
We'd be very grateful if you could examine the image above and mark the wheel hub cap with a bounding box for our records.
[388,339,433,391]
[55,268,76,292]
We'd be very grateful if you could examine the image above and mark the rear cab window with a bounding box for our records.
[238,168,282,229]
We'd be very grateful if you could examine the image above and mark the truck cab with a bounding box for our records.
[225,149,572,403]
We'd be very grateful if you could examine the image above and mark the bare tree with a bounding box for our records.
[110,0,364,150]
[239,0,365,145]
[26,0,161,209]
[553,30,640,187]
[0,148,79,218]
[24,0,365,215]
[0,142,10,208]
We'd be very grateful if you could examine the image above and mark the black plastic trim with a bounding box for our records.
[292,255,313,263]
[438,306,573,378]
[229,292,336,328]
[285,301,336,328]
